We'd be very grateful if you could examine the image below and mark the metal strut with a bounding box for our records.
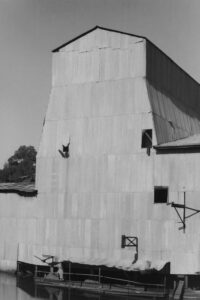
[168,192,200,232]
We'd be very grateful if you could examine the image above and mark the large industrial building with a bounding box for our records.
[1,26,200,276]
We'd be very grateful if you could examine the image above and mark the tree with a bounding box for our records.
[0,146,37,183]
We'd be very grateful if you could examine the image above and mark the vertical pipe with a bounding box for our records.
[16,243,20,286]
[135,237,138,262]
[184,191,186,233]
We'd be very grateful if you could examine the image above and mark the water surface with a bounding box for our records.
[0,273,128,300]
[0,273,161,300]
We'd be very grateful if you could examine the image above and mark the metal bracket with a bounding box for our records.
[168,192,200,232]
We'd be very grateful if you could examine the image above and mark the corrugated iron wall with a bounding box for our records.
[35,29,200,274]
[36,29,160,269]
[1,28,200,275]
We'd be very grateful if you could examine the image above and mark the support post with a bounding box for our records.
[98,267,101,285]
[34,285,37,298]
[35,265,38,278]
[163,276,167,295]
[17,261,20,275]
[69,261,71,283]
[184,275,188,289]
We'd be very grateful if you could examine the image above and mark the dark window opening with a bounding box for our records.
[141,129,152,148]
[154,187,168,203]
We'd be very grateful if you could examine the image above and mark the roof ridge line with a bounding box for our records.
[52,25,146,53]
[52,26,200,88]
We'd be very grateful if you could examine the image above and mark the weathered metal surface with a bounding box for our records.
[1,27,200,275]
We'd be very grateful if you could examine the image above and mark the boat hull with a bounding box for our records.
[34,277,168,298]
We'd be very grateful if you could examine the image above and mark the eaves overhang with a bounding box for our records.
[0,182,37,197]
[154,144,200,151]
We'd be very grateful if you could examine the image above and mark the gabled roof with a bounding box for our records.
[52,25,146,53]
[52,26,199,85]
[52,26,200,147]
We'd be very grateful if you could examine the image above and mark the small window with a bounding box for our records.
[154,187,168,203]
[141,129,152,148]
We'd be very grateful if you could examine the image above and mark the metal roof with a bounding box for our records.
[154,134,200,149]
[52,26,200,146]
[52,26,200,85]
[146,41,200,145]
[0,182,37,197]
[52,25,146,53]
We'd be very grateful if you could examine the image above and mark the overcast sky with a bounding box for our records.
[0,0,200,167]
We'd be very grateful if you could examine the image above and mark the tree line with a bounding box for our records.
[0,145,37,183]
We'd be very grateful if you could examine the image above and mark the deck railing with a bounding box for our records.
[35,269,167,295]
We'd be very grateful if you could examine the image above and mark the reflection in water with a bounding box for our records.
[17,276,102,300]
[0,273,154,300]
[44,287,63,300]
[0,273,107,300]
[0,273,101,300]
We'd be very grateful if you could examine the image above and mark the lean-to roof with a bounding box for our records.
[154,133,200,150]
[0,182,37,197]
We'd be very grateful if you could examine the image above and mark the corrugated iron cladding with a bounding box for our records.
[146,41,200,144]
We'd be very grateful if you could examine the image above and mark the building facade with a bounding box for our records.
[1,27,200,275]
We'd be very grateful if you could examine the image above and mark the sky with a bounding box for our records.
[0,0,200,167]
